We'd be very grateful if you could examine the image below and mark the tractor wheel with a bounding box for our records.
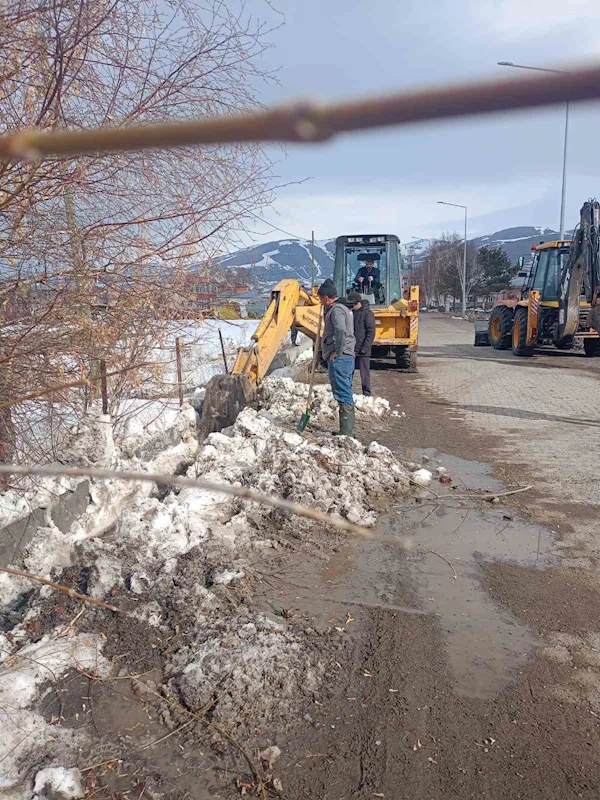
[511,307,534,357]
[583,338,600,357]
[488,306,513,350]
[395,347,417,372]
[554,338,574,350]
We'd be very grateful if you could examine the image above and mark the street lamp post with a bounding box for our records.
[498,61,569,239]
[437,201,468,314]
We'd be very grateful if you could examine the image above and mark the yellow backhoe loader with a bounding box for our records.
[477,202,600,357]
[200,233,419,435]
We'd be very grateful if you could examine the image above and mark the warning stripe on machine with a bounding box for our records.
[410,315,418,335]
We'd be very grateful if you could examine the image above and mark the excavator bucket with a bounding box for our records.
[198,373,256,440]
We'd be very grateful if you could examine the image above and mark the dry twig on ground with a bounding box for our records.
[0,566,125,614]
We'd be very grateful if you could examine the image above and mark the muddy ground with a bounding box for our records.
[23,315,600,800]
[271,362,600,799]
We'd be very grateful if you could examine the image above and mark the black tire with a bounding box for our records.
[395,347,417,372]
[511,306,534,356]
[474,332,490,347]
[584,338,600,357]
[555,338,574,350]
[488,306,513,350]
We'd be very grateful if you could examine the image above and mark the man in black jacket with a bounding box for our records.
[353,258,383,301]
[348,291,375,397]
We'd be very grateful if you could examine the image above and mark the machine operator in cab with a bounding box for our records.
[353,257,382,302]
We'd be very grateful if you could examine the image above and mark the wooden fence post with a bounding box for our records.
[175,338,184,407]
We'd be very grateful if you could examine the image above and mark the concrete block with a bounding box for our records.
[50,480,90,534]
[0,505,49,568]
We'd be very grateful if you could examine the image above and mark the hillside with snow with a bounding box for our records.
[219,238,335,286]
[470,226,564,263]
[219,227,567,288]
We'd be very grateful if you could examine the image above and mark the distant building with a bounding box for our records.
[182,272,249,309]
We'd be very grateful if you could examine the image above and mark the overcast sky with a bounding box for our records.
[239,0,600,247]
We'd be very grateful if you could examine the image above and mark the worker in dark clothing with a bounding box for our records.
[348,291,375,397]
[353,258,382,301]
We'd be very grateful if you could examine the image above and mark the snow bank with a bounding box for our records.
[0,411,117,531]
[0,376,410,797]
[0,405,199,613]
[259,376,391,421]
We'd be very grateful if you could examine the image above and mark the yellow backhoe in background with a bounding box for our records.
[477,202,600,357]
[200,233,420,434]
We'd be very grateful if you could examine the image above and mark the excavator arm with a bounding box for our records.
[556,200,600,345]
[199,279,322,436]
[231,278,321,384]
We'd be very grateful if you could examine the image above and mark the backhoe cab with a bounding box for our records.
[334,234,419,369]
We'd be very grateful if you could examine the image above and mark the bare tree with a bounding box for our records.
[417,234,478,310]
[0,0,278,468]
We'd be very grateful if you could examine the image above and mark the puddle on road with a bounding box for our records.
[257,449,556,702]
[395,448,556,699]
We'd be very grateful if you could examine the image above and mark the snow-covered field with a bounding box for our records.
[114,318,260,436]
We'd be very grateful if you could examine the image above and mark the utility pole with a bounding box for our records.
[311,230,316,288]
[498,62,569,238]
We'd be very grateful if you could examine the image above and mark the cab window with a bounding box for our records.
[531,251,548,291]
[344,248,387,304]
[542,250,559,300]
[542,248,571,301]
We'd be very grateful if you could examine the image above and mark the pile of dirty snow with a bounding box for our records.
[0,376,410,797]
[0,636,108,795]
[194,407,408,528]
[259,375,391,422]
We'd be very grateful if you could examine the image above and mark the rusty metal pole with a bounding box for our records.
[175,338,184,407]
[218,329,229,374]
[100,360,108,415]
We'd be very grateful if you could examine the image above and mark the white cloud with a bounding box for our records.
[244,178,548,244]
[470,0,600,48]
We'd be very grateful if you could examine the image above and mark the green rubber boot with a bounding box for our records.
[333,404,355,437]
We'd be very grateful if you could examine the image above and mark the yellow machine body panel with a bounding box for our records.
[372,285,419,347]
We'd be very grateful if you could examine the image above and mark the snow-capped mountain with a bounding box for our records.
[219,227,567,288]
[470,226,564,263]
[219,238,335,286]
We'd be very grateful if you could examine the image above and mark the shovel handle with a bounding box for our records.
[305,306,323,409]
